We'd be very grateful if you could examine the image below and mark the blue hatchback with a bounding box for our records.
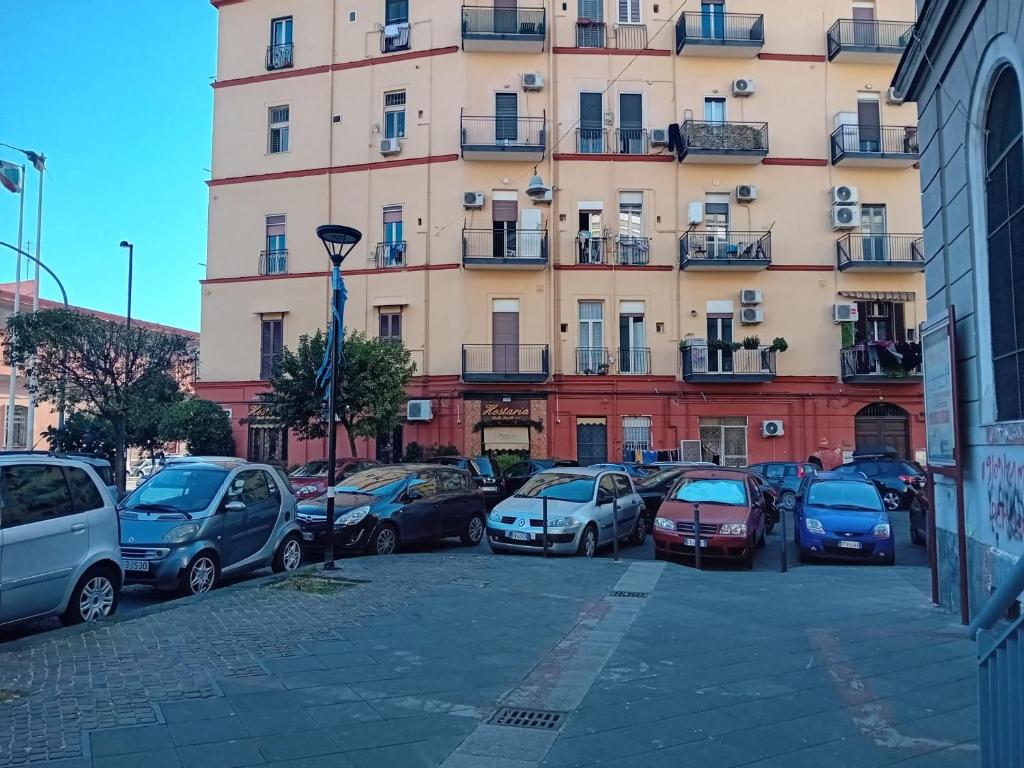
[794,472,895,565]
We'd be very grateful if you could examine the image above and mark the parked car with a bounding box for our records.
[2,451,118,500]
[746,471,780,534]
[587,462,661,479]
[832,451,925,511]
[426,456,505,505]
[653,468,767,569]
[909,486,929,546]
[793,472,895,564]
[487,466,647,557]
[0,455,124,628]
[747,461,816,513]
[502,459,580,496]
[118,460,303,595]
[634,465,711,518]
[295,465,486,555]
[288,459,380,501]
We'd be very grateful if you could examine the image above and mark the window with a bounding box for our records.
[228,470,271,506]
[380,204,404,266]
[495,92,519,142]
[492,192,518,259]
[64,467,106,512]
[598,474,617,501]
[618,0,640,23]
[707,314,734,372]
[618,191,643,243]
[617,94,644,154]
[579,92,604,153]
[260,318,283,379]
[860,203,887,261]
[578,301,605,372]
[384,91,406,139]
[0,465,74,528]
[578,0,606,47]
[438,469,465,493]
[700,0,725,39]
[704,193,730,258]
[612,473,632,497]
[622,416,652,455]
[270,16,293,47]
[5,405,28,449]
[247,424,288,465]
[385,0,408,24]
[699,417,748,467]
[268,106,290,153]
[379,311,402,342]
[983,66,1024,421]
[409,471,439,499]
[854,300,906,343]
[619,301,647,374]
[704,97,726,124]
[264,215,287,275]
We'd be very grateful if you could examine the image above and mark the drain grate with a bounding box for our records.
[488,707,565,730]
[609,590,649,598]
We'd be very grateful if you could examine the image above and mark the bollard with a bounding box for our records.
[542,495,549,558]
[612,496,620,562]
[779,499,788,573]
[693,502,702,570]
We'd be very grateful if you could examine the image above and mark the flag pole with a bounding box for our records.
[4,163,25,450]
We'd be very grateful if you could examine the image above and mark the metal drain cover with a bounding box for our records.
[609,590,649,598]
[488,707,565,730]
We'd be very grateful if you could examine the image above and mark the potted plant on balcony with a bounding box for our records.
[734,336,761,374]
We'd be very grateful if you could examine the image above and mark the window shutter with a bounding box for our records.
[265,215,286,237]
[855,302,868,342]
[260,321,274,378]
[273,320,283,356]
[492,199,519,222]
[579,0,603,21]
[495,93,518,119]
[580,93,602,129]
[893,302,906,341]
[383,205,403,224]
[619,94,642,129]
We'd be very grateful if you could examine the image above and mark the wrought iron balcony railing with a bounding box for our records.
[576,19,607,48]
[616,236,650,265]
[681,345,777,382]
[614,23,647,49]
[375,241,406,269]
[463,228,548,267]
[576,234,608,264]
[679,231,771,268]
[380,21,411,53]
[618,347,651,375]
[575,347,611,375]
[830,124,920,164]
[675,12,764,53]
[461,6,546,42]
[460,113,546,155]
[259,249,288,276]
[462,344,549,382]
[836,233,924,270]
[678,120,769,160]
[826,19,914,60]
[576,128,608,154]
[840,346,921,382]
[614,128,649,155]
[266,43,293,70]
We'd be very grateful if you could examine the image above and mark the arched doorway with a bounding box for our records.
[854,403,910,458]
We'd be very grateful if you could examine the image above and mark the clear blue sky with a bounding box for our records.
[0,1,217,332]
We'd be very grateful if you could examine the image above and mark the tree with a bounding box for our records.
[260,329,416,456]
[159,398,235,456]
[43,412,116,462]
[5,309,194,494]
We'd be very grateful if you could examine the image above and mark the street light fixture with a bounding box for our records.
[315,224,361,571]
[119,241,134,331]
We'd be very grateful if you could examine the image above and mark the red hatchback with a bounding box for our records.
[652,468,767,568]
[288,459,380,501]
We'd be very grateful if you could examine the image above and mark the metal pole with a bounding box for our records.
[125,243,134,332]
[5,164,25,450]
[324,265,340,571]
[926,472,939,605]
[25,163,43,448]
[779,497,788,573]
[542,495,549,557]
[612,495,619,561]
[693,502,702,570]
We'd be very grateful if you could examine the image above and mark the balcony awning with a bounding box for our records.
[838,291,916,301]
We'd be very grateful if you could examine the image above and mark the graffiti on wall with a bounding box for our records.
[981,454,1024,541]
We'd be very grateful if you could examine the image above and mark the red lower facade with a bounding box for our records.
[196,375,925,470]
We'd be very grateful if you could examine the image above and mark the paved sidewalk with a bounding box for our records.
[0,547,977,767]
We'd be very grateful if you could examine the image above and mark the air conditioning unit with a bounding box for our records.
[831,185,859,205]
[886,86,905,105]
[761,419,784,438]
[522,72,544,91]
[832,303,859,323]
[732,78,756,96]
[406,399,433,421]
[650,128,669,146]
[740,307,764,325]
[463,191,485,209]
[831,204,861,230]
[736,184,758,202]
[380,137,402,156]
[739,289,763,305]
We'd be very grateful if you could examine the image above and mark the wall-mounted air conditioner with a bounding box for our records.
[740,308,764,325]
[732,78,756,96]
[380,138,402,156]
[831,185,859,205]
[736,184,758,202]
[464,191,485,209]
[522,72,544,91]
[761,420,784,438]
[406,400,433,421]
[832,303,859,323]
[739,289,763,305]
[650,128,669,146]
[831,204,861,230]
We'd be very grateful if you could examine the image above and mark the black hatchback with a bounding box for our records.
[426,456,505,506]
[832,454,925,511]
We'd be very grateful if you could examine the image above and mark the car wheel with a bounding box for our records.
[741,542,755,570]
[757,527,767,549]
[577,525,598,558]
[779,491,797,512]
[182,552,219,596]
[62,566,119,626]
[882,491,901,511]
[630,515,648,547]
[370,523,399,555]
[765,516,776,535]
[461,514,486,546]
[273,533,303,573]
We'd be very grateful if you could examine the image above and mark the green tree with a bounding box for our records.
[260,329,416,456]
[43,412,116,462]
[4,309,194,493]
[159,398,235,456]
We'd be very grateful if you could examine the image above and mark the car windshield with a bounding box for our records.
[517,473,596,503]
[807,481,882,511]
[291,460,329,478]
[121,467,228,514]
[672,478,747,506]
[334,468,411,498]
[636,469,684,490]
[472,458,497,476]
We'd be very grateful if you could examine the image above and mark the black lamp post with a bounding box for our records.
[315,224,361,570]
[119,241,134,331]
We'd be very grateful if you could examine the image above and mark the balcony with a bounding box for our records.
[375,241,406,269]
[576,128,608,154]
[259,249,288,276]
[681,345,777,383]
[462,344,549,383]
[463,228,548,269]
[613,128,649,155]
[462,6,546,52]
[677,120,768,163]
[460,111,545,161]
[827,19,914,62]
[576,234,609,264]
[616,236,650,266]
[614,23,647,49]
[675,12,763,57]
[575,347,611,375]
[576,19,607,48]
[830,125,919,167]
[840,347,922,384]
[679,231,771,270]
[266,43,294,71]
[836,233,924,272]
[380,22,411,53]
[618,348,651,375]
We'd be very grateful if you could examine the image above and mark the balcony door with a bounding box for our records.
[704,97,726,124]
[618,93,643,153]
[492,194,518,259]
[382,205,403,266]
[579,301,604,372]
[385,0,408,24]
[271,17,293,47]
[704,194,730,259]
[579,92,604,152]
[578,207,603,263]
[495,92,519,143]
[619,302,647,374]
[264,214,286,274]
[860,204,887,262]
[492,299,520,374]
[857,93,881,152]
[707,315,734,373]
[851,2,877,46]
[495,0,518,35]
[700,0,725,39]
[518,207,543,260]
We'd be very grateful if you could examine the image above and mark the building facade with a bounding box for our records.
[200,0,925,470]
[894,0,1024,618]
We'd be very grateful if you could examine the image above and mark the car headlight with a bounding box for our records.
[805,518,825,534]
[488,509,502,522]
[548,516,579,528]
[337,506,370,526]
[163,523,200,543]
[297,485,319,496]
[718,523,747,536]
[873,523,891,539]
[654,517,675,530]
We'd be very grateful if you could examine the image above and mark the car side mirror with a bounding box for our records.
[405,489,424,502]
[224,500,245,512]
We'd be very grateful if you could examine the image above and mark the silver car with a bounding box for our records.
[486,467,648,557]
[0,455,124,627]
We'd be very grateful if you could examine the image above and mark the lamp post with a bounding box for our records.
[315,224,361,571]
[119,241,134,331]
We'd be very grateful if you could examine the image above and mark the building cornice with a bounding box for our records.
[201,263,459,286]
[207,153,459,187]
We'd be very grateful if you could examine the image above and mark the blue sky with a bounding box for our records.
[0,1,217,331]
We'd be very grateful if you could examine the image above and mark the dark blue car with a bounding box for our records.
[794,472,895,565]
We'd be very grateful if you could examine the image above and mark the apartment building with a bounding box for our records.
[200,0,925,468]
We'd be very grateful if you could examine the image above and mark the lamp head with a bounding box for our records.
[316,224,362,267]
[525,170,550,200]
[119,240,132,249]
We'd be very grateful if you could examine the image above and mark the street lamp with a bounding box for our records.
[315,224,361,571]
[119,241,134,331]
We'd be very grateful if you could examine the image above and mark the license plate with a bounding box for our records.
[838,540,862,549]
[302,532,314,542]
[482,487,497,493]
[684,538,709,548]
[510,531,531,541]
[124,559,150,572]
